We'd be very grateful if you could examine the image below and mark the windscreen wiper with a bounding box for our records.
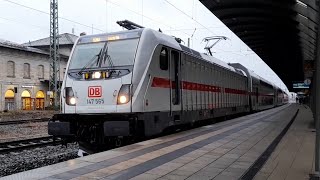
[77,48,104,75]
[76,41,114,76]
[100,42,114,68]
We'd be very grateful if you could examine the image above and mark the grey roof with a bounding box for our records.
[0,39,49,55]
[23,33,78,47]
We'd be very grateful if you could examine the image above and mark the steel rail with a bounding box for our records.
[0,136,61,154]
[0,118,50,126]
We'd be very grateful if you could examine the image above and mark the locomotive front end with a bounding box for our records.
[48,31,142,151]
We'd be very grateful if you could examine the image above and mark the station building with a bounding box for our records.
[0,33,78,111]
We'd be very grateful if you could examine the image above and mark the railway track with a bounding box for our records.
[0,136,62,154]
[0,118,49,126]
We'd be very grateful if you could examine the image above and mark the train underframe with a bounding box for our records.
[48,113,144,153]
[48,106,252,153]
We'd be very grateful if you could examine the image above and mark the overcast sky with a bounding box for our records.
[0,0,289,92]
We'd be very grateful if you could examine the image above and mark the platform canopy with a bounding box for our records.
[200,0,319,91]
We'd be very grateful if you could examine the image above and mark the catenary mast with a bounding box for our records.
[49,0,60,109]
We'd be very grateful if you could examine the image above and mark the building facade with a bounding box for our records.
[0,33,77,111]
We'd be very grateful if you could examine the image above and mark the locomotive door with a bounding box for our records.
[170,50,181,114]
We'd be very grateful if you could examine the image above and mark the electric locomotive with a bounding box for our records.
[48,28,287,152]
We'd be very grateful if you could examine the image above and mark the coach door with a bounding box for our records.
[170,50,181,114]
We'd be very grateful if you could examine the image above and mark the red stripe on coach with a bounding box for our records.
[151,77,171,88]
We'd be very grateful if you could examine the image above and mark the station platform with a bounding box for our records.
[2,104,314,180]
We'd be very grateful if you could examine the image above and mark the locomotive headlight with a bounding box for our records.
[92,71,101,79]
[119,95,128,104]
[65,87,76,106]
[117,84,131,105]
[69,97,76,105]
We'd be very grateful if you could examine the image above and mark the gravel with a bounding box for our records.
[0,143,79,177]
[0,122,48,143]
[0,110,56,122]
[0,111,78,177]
[0,110,55,121]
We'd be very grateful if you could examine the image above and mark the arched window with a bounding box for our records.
[21,90,31,98]
[24,63,30,78]
[36,90,45,110]
[7,61,15,77]
[21,90,31,110]
[38,65,44,79]
[5,89,15,99]
[5,89,15,110]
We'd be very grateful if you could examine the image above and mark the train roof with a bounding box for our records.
[80,28,144,39]
[78,28,248,78]
[251,71,274,86]
[179,44,246,77]
[142,29,245,76]
[201,54,237,72]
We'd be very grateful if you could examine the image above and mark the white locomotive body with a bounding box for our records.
[48,28,287,151]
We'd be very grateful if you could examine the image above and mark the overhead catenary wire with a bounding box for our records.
[163,0,232,47]
[1,0,246,57]
[163,26,226,32]
[109,0,251,57]
[1,0,105,32]
[163,0,218,36]
[0,16,47,30]
[107,0,192,37]
[2,0,193,38]
[161,1,265,62]
[158,0,252,57]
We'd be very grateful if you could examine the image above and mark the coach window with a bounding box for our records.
[160,47,168,70]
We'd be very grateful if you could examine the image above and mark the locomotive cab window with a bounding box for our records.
[160,47,168,70]
[68,38,139,70]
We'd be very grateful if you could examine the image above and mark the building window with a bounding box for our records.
[7,61,15,77]
[21,90,32,110]
[24,63,30,78]
[5,89,15,110]
[38,65,44,79]
[36,90,45,110]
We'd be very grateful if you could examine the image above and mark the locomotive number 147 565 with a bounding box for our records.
[87,99,104,104]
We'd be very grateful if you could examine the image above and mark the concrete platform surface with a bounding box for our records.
[254,105,315,180]
[1,104,308,180]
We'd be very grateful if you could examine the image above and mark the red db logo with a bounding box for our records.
[88,86,102,97]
